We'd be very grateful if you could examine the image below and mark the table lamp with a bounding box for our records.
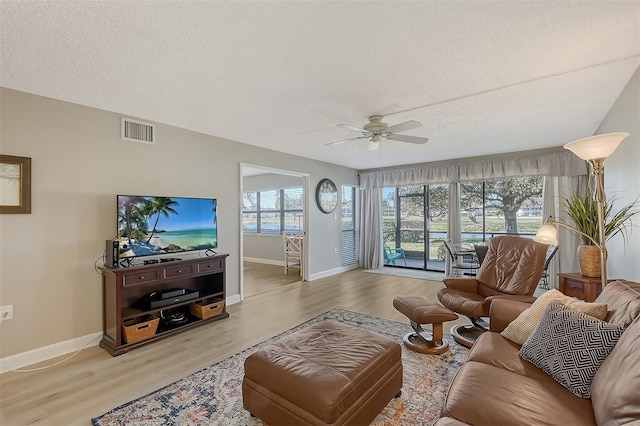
[534,132,628,289]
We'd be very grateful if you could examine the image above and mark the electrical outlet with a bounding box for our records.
[1,305,13,321]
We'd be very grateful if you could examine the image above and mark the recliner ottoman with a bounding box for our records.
[242,320,403,425]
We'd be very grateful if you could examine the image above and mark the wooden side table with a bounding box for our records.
[557,273,603,302]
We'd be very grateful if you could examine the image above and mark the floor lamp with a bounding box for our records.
[534,132,629,289]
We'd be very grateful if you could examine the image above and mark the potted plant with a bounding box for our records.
[562,186,639,277]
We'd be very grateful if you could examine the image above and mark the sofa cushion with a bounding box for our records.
[467,332,555,383]
[519,301,624,399]
[591,315,640,425]
[594,280,640,327]
[501,289,607,345]
[441,361,596,425]
[436,289,486,317]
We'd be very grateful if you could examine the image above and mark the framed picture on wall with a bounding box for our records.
[0,155,31,214]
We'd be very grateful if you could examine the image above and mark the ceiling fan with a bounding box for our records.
[325,115,429,151]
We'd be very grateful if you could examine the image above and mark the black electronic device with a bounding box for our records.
[160,257,182,263]
[159,288,187,299]
[144,259,159,265]
[145,290,199,309]
[105,239,119,268]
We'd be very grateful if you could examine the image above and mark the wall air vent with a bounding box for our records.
[121,117,156,145]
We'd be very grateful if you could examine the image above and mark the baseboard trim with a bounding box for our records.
[309,264,359,281]
[243,257,283,266]
[0,331,103,374]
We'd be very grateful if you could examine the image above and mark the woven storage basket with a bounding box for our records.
[122,314,159,343]
[190,297,225,319]
[577,244,601,277]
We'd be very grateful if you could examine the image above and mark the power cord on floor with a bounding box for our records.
[8,334,103,373]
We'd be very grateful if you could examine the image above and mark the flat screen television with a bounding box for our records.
[117,195,218,259]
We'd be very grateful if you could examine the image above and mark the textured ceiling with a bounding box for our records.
[1,1,639,170]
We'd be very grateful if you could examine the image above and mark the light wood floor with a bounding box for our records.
[0,263,466,426]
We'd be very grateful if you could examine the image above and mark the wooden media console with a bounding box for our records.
[100,254,229,356]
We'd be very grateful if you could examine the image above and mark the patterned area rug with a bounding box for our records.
[92,308,468,426]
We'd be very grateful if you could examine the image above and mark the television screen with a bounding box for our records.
[117,195,218,259]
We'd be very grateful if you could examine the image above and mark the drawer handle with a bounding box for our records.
[207,265,212,268]
[177,269,182,273]
[139,276,145,280]
[570,285,580,289]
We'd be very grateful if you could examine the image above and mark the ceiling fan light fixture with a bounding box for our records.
[327,115,428,151]
[368,134,381,151]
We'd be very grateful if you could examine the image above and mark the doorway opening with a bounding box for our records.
[240,163,309,300]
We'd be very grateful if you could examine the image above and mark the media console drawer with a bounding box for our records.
[123,269,161,286]
[197,259,223,274]
[163,263,195,279]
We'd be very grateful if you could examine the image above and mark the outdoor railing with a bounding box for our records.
[385,229,536,266]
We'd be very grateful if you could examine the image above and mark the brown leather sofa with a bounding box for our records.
[436,280,640,426]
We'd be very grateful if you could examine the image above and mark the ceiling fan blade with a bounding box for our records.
[325,135,368,146]
[385,120,422,134]
[387,134,429,144]
[337,123,368,133]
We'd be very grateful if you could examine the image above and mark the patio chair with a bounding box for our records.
[538,244,559,290]
[444,239,479,277]
[383,246,407,266]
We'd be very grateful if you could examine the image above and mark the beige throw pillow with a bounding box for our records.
[501,289,608,345]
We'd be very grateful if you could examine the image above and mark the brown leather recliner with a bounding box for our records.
[437,235,548,347]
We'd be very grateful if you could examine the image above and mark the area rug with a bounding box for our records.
[365,267,446,282]
[92,308,468,426]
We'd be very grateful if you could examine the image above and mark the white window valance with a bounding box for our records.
[359,150,587,189]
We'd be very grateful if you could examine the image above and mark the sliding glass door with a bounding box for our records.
[399,185,426,268]
[382,177,542,270]
[383,184,448,272]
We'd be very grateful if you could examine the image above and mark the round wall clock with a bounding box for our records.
[316,178,338,214]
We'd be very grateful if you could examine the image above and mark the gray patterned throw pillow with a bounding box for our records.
[518,300,624,399]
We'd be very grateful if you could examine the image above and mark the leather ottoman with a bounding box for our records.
[242,320,403,425]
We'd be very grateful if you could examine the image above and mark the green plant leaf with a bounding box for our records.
[562,186,639,245]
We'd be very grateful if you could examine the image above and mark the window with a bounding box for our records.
[243,187,303,234]
[341,186,357,265]
[460,177,543,244]
[381,178,541,270]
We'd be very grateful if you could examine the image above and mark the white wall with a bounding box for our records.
[596,66,640,282]
[0,88,358,358]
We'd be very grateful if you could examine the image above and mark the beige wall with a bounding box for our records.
[597,66,640,281]
[0,88,358,358]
